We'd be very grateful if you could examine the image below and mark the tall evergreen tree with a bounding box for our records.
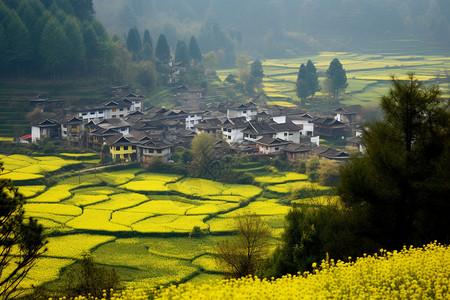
[175,40,189,65]
[188,35,202,64]
[71,0,94,21]
[143,29,152,48]
[39,17,69,79]
[63,16,85,73]
[126,27,141,57]
[296,63,309,101]
[82,24,100,66]
[4,11,32,77]
[155,34,171,63]
[337,74,450,249]
[325,58,348,102]
[305,60,320,98]
[142,42,153,61]
[250,59,264,91]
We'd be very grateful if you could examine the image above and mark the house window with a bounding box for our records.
[157,149,162,154]
[119,108,124,111]
[149,149,154,153]
[112,115,117,118]
[243,110,247,114]
[98,111,103,114]
[119,114,124,117]
[132,146,136,150]
[228,136,231,140]
[284,133,288,136]
[289,133,293,136]
[124,146,128,150]
[275,147,279,151]
[90,112,95,115]
[112,108,117,112]
[245,134,249,138]
[81,113,87,116]
[116,146,120,151]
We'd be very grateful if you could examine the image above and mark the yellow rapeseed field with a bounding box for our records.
[62,242,450,300]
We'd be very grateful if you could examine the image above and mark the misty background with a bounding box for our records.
[94,0,450,63]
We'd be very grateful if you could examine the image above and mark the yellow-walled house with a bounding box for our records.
[106,134,137,162]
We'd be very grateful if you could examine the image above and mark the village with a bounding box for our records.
[24,83,364,164]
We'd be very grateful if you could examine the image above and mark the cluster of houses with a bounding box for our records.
[26,85,364,163]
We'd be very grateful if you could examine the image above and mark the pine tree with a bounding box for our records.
[188,35,202,64]
[305,60,320,98]
[337,74,450,249]
[4,11,32,77]
[155,34,171,63]
[175,40,189,65]
[296,63,309,101]
[39,17,69,79]
[63,16,86,73]
[325,58,348,102]
[143,29,152,48]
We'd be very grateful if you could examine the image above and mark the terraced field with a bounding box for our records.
[217,51,450,109]
[0,154,331,290]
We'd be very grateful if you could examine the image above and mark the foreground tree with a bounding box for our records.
[215,214,271,278]
[337,73,450,249]
[0,163,47,299]
[325,58,348,102]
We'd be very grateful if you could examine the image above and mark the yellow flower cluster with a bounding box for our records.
[255,172,307,184]
[153,242,449,300]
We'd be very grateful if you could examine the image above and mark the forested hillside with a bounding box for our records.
[94,0,450,59]
[0,0,114,80]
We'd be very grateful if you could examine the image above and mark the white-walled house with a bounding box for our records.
[185,110,207,130]
[256,137,291,155]
[221,117,247,143]
[227,101,258,121]
[31,119,60,143]
[271,121,303,143]
[76,99,134,122]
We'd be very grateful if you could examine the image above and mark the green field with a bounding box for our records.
[217,51,450,110]
[0,154,327,291]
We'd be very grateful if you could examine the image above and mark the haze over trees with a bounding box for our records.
[0,0,114,79]
[93,0,450,58]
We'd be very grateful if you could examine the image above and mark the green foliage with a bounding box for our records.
[317,159,340,186]
[126,26,141,59]
[337,74,450,249]
[189,226,208,238]
[215,214,271,278]
[0,163,47,299]
[188,36,201,64]
[175,40,189,65]
[325,58,348,102]
[260,205,377,279]
[306,156,320,182]
[191,133,216,178]
[62,253,120,299]
[155,34,171,63]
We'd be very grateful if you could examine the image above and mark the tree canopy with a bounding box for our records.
[337,74,450,249]
[325,58,348,102]
[155,34,171,64]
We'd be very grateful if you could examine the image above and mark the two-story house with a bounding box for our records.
[227,101,258,121]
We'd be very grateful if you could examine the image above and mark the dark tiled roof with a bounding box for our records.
[256,137,291,146]
[271,121,303,132]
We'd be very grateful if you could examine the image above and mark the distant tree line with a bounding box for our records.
[0,0,116,80]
